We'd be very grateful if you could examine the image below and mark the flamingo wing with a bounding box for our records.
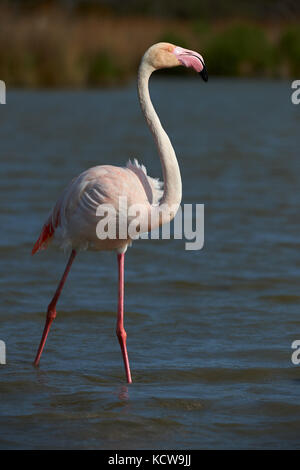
[31,181,74,255]
[32,160,163,254]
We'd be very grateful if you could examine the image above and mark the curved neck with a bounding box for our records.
[137,61,182,224]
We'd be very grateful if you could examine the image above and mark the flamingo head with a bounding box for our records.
[144,42,208,82]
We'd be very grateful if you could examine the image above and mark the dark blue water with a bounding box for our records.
[0,78,300,449]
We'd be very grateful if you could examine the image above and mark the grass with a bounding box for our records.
[205,24,274,76]
[0,5,298,87]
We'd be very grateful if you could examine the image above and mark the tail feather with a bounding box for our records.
[31,221,55,255]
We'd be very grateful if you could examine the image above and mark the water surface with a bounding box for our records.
[0,78,300,449]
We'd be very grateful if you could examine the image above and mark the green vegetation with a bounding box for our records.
[0,4,298,87]
[204,24,274,77]
[87,51,123,86]
[279,27,300,77]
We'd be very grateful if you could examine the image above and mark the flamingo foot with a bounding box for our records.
[33,307,56,367]
[116,326,132,384]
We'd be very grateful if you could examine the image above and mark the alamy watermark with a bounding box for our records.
[0,340,6,364]
[291,340,300,365]
[0,80,6,104]
[291,80,300,105]
[95,198,204,251]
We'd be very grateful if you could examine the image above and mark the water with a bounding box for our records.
[0,78,299,449]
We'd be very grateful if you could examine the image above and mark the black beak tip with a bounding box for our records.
[199,66,208,82]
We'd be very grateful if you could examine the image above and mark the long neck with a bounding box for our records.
[137,61,182,224]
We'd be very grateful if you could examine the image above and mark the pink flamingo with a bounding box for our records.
[32,42,207,383]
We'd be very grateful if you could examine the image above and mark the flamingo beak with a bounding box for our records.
[200,65,208,82]
[173,47,208,82]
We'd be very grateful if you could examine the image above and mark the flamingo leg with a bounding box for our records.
[116,252,132,384]
[34,249,77,367]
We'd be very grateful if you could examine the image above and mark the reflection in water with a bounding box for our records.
[118,385,129,402]
[33,367,51,387]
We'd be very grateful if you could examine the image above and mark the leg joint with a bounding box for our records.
[116,327,127,342]
[47,303,57,321]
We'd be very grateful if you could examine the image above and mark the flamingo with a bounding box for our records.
[32,42,208,383]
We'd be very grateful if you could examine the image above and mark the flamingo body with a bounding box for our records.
[32,159,163,255]
[32,42,207,383]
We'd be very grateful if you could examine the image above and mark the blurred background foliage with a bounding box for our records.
[0,0,299,87]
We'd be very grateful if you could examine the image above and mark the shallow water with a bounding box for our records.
[0,78,300,449]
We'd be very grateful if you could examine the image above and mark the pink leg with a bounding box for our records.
[34,249,77,367]
[116,253,132,384]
